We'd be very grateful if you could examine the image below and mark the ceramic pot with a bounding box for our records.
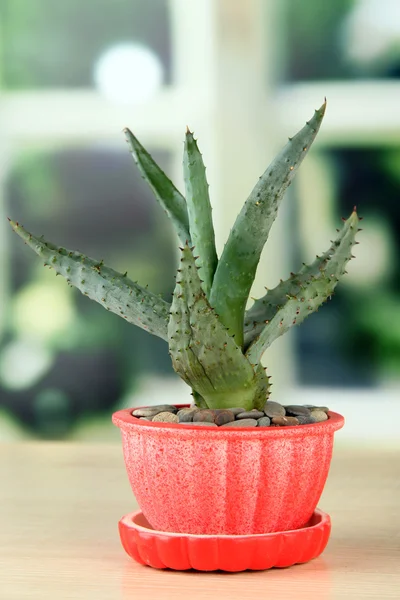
[112,406,344,535]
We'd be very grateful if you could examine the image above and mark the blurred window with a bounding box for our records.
[2,145,176,436]
[0,0,171,89]
[292,146,400,387]
[281,0,400,81]
[1,0,400,440]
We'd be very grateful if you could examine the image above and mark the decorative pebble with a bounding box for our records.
[309,409,328,422]
[271,416,299,426]
[132,403,330,428]
[177,408,198,423]
[225,407,247,415]
[221,418,258,427]
[284,405,311,417]
[271,416,285,426]
[304,405,329,413]
[296,414,317,425]
[263,401,286,418]
[193,409,215,423]
[181,421,218,427]
[236,410,264,420]
[132,405,177,418]
[151,412,179,423]
[285,417,300,426]
[132,408,161,418]
[214,410,235,426]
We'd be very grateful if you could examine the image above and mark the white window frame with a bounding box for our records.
[1,0,399,439]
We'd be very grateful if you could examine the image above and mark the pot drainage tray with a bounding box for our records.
[118,508,331,572]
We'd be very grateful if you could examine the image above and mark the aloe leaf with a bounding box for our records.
[210,102,327,347]
[245,209,359,367]
[168,245,266,410]
[244,209,356,348]
[124,128,191,244]
[183,129,218,297]
[191,390,208,409]
[9,220,170,340]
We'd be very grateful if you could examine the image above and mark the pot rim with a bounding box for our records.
[112,405,344,438]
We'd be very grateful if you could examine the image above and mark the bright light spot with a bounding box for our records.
[13,281,76,341]
[0,338,53,390]
[343,0,400,65]
[94,43,163,105]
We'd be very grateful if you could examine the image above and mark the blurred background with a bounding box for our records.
[0,0,399,443]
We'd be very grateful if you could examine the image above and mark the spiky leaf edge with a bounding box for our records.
[9,220,170,340]
[210,101,327,347]
[168,244,268,410]
[124,128,191,245]
[183,129,218,297]
[245,209,360,366]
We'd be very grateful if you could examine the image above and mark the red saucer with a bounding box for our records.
[118,508,331,572]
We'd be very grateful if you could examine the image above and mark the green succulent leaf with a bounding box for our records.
[191,389,208,409]
[9,102,358,412]
[183,129,218,298]
[124,128,191,245]
[245,209,359,367]
[168,245,267,410]
[209,102,326,347]
[244,209,358,349]
[9,220,170,340]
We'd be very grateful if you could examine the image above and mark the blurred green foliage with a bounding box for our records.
[3,145,176,437]
[281,0,355,81]
[281,0,400,81]
[296,147,400,386]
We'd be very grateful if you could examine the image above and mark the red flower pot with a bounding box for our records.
[112,406,344,536]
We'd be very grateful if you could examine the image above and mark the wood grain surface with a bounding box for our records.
[0,441,399,599]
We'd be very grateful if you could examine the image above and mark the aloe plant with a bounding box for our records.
[9,101,360,411]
